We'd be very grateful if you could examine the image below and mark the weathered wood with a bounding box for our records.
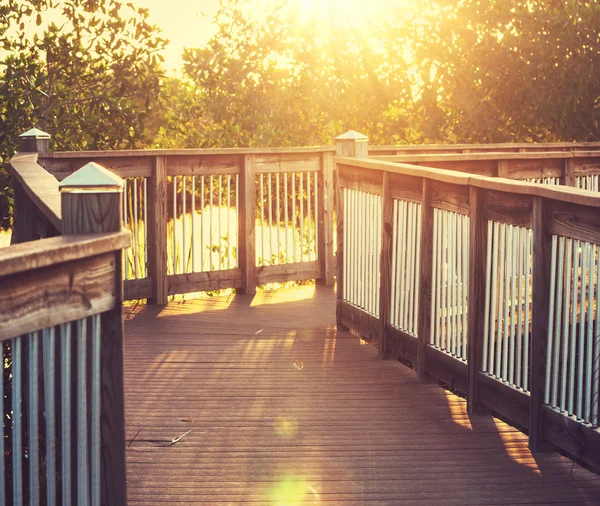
[541,406,600,471]
[478,373,530,430]
[389,173,423,202]
[239,154,257,294]
[337,300,380,343]
[545,199,600,245]
[564,158,576,186]
[0,252,117,341]
[60,193,122,235]
[425,346,469,394]
[386,324,418,365]
[167,154,241,176]
[481,190,534,228]
[148,156,168,304]
[417,179,433,382]
[378,172,393,358]
[254,153,321,173]
[573,156,600,177]
[467,186,486,414]
[530,196,552,451]
[10,152,62,231]
[335,167,345,329]
[317,151,335,286]
[336,165,384,195]
[335,131,368,158]
[257,261,321,285]
[0,231,129,277]
[167,269,242,295]
[369,141,600,154]
[11,182,39,244]
[429,180,470,215]
[124,278,153,300]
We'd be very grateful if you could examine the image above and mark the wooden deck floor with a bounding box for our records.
[123,285,600,505]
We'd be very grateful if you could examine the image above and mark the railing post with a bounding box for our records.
[317,150,335,285]
[467,186,487,413]
[59,162,128,506]
[239,154,257,294]
[148,156,168,304]
[334,131,368,329]
[564,158,576,187]
[378,172,393,358]
[530,196,551,451]
[12,128,52,244]
[417,179,433,382]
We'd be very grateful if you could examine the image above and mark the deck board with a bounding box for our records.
[124,285,600,505]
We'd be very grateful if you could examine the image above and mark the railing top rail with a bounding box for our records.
[371,150,600,163]
[335,155,600,208]
[0,231,130,277]
[39,146,335,159]
[10,152,62,230]
[369,141,600,151]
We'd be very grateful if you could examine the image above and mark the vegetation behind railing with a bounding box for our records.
[336,135,600,472]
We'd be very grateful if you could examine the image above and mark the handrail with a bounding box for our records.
[9,152,62,231]
[372,150,599,162]
[369,141,600,153]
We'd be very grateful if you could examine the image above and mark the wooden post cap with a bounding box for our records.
[59,162,123,193]
[19,127,51,153]
[59,162,124,235]
[335,130,369,157]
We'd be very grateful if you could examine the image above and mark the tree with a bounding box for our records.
[0,0,168,229]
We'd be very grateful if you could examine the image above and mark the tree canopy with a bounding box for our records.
[2,0,600,227]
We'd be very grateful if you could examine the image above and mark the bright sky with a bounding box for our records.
[134,0,394,74]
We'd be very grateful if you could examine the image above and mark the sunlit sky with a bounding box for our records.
[133,0,392,74]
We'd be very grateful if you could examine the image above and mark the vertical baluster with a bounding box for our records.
[306,172,311,261]
[235,174,239,268]
[561,238,572,407]
[502,225,511,380]
[348,190,354,304]
[367,194,373,314]
[346,189,352,303]
[545,235,558,404]
[357,191,363,309]
[456,214,463,357]
[508,226,518,382]
[585,243,595,422]
[43,327,56,506]
[284,173,290,263]
[343,189,348,300]
[276,172,281,265]
[133,178,140,278]
[299,173,304,263]
[448,213,455,355]
[172,176,177,275]
[552,237,564,403]
[593,244,600,426]
[577,243,588,418]
[414,204,422,337]
[61,323,72,506]
[523,228,532,391]
[227,175,231,270]
[569,240,579,414]
[313,171,319,260]
[91,315,101,506]
[430,209,438,344]
[377,195,382,316]
[462,214,469,360]
[29,332,40,506]
[12,336,23,506]
[407,203,416,332]
[123,179,128,280]
[516,227,525,388]
[495,223,506,378]
[390,200,399,328]
[292,173,297,263]
[267,173,273,266]
[398,201,407,330]
[191,176,196,272]
[443,211,450,351]
[209,174,214,271]
[77,319,88,506]
[201,176,205,271]
[435,210,442,347]
[482,221,493,372]
[182,177,187,273]
[489,222,500,374]
[218,175,223,270]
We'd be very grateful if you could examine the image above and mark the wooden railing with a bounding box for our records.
[335,149,600,470]
[35,146,335,302]
[2,152,128,505]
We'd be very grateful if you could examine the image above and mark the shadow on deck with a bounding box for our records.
[123,285,600,505]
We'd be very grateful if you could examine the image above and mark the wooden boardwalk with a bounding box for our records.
[123,285,600,505]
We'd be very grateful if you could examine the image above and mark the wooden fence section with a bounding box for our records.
[36,147,335,302]
[2,198,129,505]
[335,153,600,470]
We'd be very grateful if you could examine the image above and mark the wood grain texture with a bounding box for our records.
[564,158,576,186]
[385,325,418,365]
[122,286,600,504]
[378,172,393,358]
[239,154,257,294]
[0,231,129,277]
[10,152,62,231]
[124,278,153,300]
[416,180,433,382]
[0,252,117,341]
[481,190,534,228]
[167,269,242,295]
[337,300,380,343]
[337,165,384,195]
[335,170,345,327]
[389,173,424,202]
[166,154,241,176]
[317,151,335,286]
[545,199,600,244]
[478,373,530,430]
[257,261,321,285]
[467,187,486,414]
[530,196,552,451]
[369,141,600,154]
[61,193,122,235]
[148,156,168,304]
[254,153,321,173]
[429,180,470,215]
[425,345,469,394]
